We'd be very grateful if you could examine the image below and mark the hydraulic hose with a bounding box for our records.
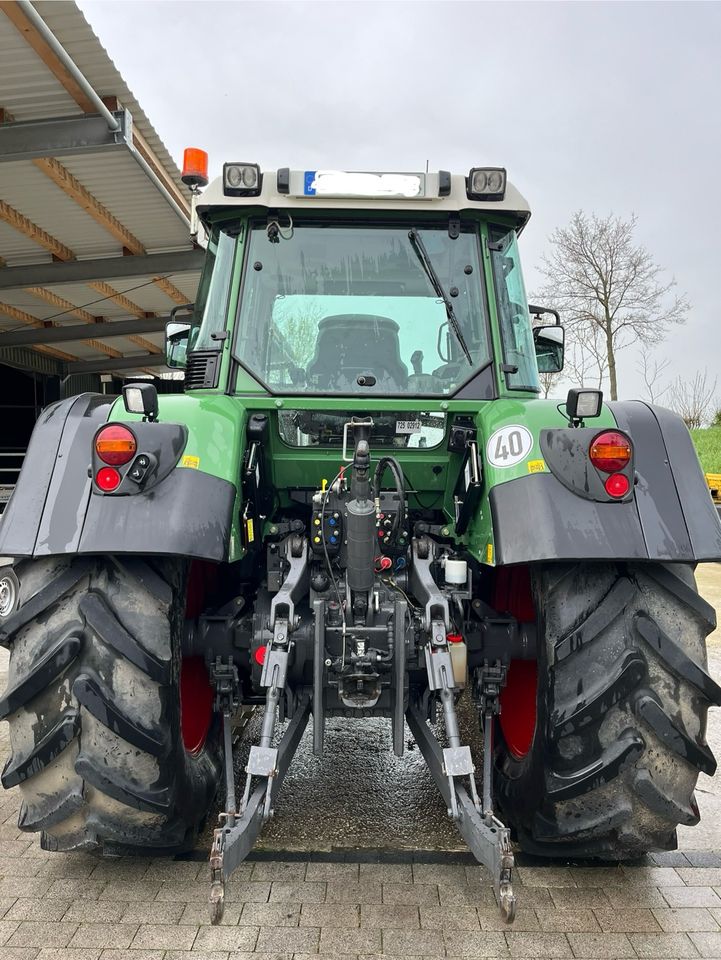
[372,456,406,539]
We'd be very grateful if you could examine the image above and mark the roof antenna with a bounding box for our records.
[425,159,429,173]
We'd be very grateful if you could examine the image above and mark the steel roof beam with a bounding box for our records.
[0,250,203,291]
[0,316,168,348]
[64,353,168,375]
[0,112,130,163]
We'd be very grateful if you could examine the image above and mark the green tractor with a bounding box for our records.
[1,163,720,923]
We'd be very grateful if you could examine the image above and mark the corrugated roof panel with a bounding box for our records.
[0,13,79,119]
[94,272,202,298]
[32,281,133,319]
[37,272,201,317]
[0,160,123,260]
[0,271,201,328]
[58,331,163,355]
[60,153,191,252]
[0,288,64,321]
[0,220,52,265]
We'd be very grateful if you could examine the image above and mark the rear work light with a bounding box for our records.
[589,431,632,473]
[467,167,506,200]
[223,162,262,197]
[95,425,136,466]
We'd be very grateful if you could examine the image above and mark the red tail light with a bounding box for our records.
[589,431,631,473]
[605,473,631,498]
[254,645,267,666]
[95,467,121,492]
[95,425,136,465]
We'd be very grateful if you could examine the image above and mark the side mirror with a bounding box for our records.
[165,320,191,369]
[533,324,565,373]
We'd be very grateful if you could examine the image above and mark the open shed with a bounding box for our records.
[0,0,201,508]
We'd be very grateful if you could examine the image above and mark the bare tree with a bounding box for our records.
[538,370,563,399]
[536,212,688,399]
[636,352,671,404]
[274,300,324,369]
[668,369,718,430]
[564,323,609,390]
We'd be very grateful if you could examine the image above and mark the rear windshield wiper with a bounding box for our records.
[408,228,472,365]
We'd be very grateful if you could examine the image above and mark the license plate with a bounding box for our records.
[396,419,422,434]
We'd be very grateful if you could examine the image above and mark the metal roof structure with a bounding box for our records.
[0,0,204,378]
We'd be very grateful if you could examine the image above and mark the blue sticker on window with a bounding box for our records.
[303,171,317,196]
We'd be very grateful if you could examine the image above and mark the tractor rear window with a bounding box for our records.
[232,221,491,397]
[277,410,447,448]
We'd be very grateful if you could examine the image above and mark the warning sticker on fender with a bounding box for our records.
[181,455,200,469]
[527,459,546,473]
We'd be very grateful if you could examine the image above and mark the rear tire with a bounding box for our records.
[0,556,220,853]
[495,562,721,859]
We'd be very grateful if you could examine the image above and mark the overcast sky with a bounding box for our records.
[79,0,721,401]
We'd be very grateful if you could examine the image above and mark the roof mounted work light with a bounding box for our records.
[466,167,506,201]
[223,163,262,197]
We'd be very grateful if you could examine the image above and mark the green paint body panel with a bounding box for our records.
[108,390,618,567]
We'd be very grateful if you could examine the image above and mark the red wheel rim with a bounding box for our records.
[179,561,217,755]
[180,656,214,754]
[499,660,538,759]
[493,566,538,760]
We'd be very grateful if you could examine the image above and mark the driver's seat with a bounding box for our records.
[306,315,408,389]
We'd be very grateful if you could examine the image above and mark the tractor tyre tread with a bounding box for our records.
[496,562,717,859]
[0,556,220,854]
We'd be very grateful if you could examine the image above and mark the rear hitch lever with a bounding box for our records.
[207,694,311,923]
[408,650,516,923]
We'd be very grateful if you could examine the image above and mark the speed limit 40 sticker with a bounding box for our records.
[486,425,534,468]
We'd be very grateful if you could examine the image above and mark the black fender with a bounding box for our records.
[0,393,236,562]
[489,400,721,565]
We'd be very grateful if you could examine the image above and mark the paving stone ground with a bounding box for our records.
[0,564,719,958]
[2,847,721,959]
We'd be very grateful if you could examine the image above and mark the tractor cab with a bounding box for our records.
[169,162,564,402]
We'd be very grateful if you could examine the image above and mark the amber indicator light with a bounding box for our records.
[95,425,137,466]
[589,431,632,473]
